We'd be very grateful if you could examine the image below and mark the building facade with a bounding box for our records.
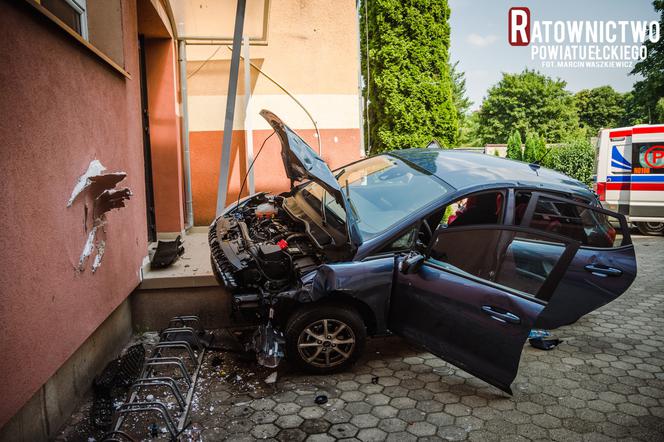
[1,0,182,439]
[185,0,363,224]
[0,1,361,440]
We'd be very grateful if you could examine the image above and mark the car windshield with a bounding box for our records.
[299,155,450,240]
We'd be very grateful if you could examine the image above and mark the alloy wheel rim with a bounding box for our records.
[297,318,356,368]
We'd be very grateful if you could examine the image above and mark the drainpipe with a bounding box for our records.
[179,40,194,229]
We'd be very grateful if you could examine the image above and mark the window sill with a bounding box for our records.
[24,0,131,79]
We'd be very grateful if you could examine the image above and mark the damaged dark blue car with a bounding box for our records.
[209,110,637,394]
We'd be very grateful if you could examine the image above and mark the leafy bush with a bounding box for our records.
[542,139,596,187]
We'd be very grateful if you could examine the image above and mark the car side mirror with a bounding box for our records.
[400,252,425,274]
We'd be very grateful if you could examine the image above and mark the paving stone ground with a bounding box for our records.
[187,235,664,442]
[60,236,664,441]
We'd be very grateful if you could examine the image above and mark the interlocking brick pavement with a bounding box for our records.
[189,236,664,441]
[58,236,664,441]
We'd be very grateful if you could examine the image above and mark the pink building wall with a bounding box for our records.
[0,1,148,426]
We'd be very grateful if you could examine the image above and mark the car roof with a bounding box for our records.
[388,148,594,199]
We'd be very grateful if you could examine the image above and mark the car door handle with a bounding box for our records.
[481,306,521,324]
[584,264,622,277]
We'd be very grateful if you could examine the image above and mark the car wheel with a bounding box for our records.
[636,222,664,236]
[285,304,366,374]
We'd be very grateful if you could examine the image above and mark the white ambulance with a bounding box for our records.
[595,124,664,235]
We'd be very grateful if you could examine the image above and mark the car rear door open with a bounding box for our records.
[518,192,637,329]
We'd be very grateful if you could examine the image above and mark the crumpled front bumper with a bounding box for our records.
[208,218,239,290]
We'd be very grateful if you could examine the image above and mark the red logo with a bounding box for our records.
[645,145,664,168]
[508,7,530,46]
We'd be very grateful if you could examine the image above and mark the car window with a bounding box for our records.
[301,155,450,241]
[380,226,418,253]
[439,191,505,228]
[517,192,624,248]
[633,142,664,174]
[429,228,568,300]
[494,234,566,298]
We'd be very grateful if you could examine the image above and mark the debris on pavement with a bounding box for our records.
[528,329,551,339]
[150,235,185,269]
[210,355,223,367]
[529,337,563,350]
[528,329,561,350]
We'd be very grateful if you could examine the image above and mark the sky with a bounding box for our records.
[449,0,660,110]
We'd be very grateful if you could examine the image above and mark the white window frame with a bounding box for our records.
[62,0,88,40]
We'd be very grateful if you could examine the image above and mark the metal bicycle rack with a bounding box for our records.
[101,315,211,441]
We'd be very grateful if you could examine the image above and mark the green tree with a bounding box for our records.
[631,0,664,122]
[360,0,458,152]
[574,86,626,135]
[535,134,547,161]
[656,97,664,122]
[477,70,579,144]
[506,130,523,161]
[458,111,482,146]
[450,60,473,144]
[523,132,538,163]
[621,92,649,126]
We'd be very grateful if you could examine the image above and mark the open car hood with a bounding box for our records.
[260,110,344,204]
[259,109,361,249]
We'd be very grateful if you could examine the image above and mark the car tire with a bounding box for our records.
[636,222,664,236]
[285,304,366,374]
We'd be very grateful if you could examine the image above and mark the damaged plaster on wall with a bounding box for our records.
[68,160,132,273]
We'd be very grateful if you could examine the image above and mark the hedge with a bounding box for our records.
[542,139,596,187]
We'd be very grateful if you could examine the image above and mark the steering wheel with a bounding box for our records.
[418,219,433,244]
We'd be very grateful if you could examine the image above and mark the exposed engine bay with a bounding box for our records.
[209,193,343,294]
[209,110,360,370]
[209,191,353,368]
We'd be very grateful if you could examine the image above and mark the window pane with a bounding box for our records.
[43,0,82,35]
[495,233,565,297]
[429,228,567,299]
[442,191,505,228]
[634,142,664,174]
[430,229,504,281]
[529,197,621,248]
[514,191,532,225]
[381,227,417,252]
[301,155,449,240]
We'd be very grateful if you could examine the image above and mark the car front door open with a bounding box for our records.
[388,225,578,394]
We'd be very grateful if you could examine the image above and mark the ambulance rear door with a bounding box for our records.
[629,125,664,222]
[603,128,632,216]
